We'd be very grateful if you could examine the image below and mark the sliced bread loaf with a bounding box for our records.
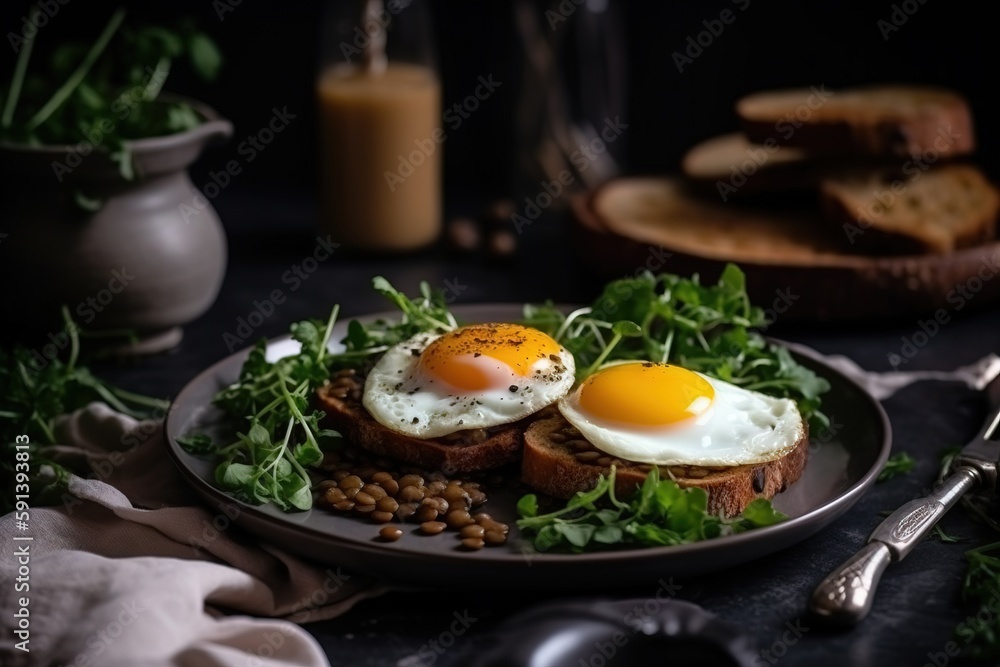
[736,85,974,158]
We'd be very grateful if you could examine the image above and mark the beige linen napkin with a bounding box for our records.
[0,403,390,667]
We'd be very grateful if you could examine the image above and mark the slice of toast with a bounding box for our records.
[736,85,974,158]
[820,163,1000,254]
[682,132,875,198]
[316,372,525,474]
[521,415,809,517]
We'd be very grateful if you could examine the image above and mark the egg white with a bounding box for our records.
[558,372,805,467]
[363,331,576,439]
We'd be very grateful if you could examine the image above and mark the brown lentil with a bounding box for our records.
[423,497,449,514]
[445,510,475,529]
[339,475,364,490]
[460,525,486,540]
[398,486,424,503]
[323,488,347,503]
[441,485,470,504]
[395,503,417,521]
[420,521,448,535]
[371,471,394,484]
[479,518,508,534]
[379,526,403,541]
[484,530,506,545]
[376,496,399,513]
[414,506,439,523]
[311,403,509,547]
[399,474,424,488]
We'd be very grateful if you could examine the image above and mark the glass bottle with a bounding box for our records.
[317,0,440,251]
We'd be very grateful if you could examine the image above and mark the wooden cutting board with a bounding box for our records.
[570,177,1000,322]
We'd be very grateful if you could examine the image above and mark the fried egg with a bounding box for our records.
[363,323,575,439]
[558,362,804,467]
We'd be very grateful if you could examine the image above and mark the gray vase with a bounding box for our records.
[0,98,232,352]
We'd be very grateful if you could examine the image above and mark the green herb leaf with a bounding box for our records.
[612,320,642,338]
[741,498,789,528]
[73,191,104,212]
[517,466,787,553]
[219,461,255,489]
[177,433,215,455]
[878,452,916,482]
[719,263,746,293]
[188,33,222,80]
[932,524,963,543]
[516,494,538,519]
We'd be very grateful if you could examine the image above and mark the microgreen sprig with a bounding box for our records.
[188,308,342,511]
[516,466,787,552]
[0,308,168,511]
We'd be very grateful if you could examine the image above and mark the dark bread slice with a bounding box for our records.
[819,163,1000,255]
[316,379,525,474]
[521,415,809,518]
[736,85,974,158]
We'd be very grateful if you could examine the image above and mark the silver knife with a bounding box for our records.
[809,379,1000,624]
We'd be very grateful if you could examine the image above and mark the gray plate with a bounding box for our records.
[164,305,891,589]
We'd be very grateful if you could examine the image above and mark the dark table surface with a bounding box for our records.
[97,192,1000,666]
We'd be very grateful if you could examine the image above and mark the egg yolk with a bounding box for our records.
[419,323,562,392]
[578,362,714,426]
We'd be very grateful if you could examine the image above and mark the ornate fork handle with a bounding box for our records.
[810,467,980,624]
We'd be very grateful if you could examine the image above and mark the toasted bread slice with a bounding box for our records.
[736,85,974,158]
[316,372,525,474]
[681,132,879,198]
[521,415,809,517]
[820,163,1000,254]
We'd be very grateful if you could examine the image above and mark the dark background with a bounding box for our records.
[2,0,994,210]
[5,4,1000,664]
